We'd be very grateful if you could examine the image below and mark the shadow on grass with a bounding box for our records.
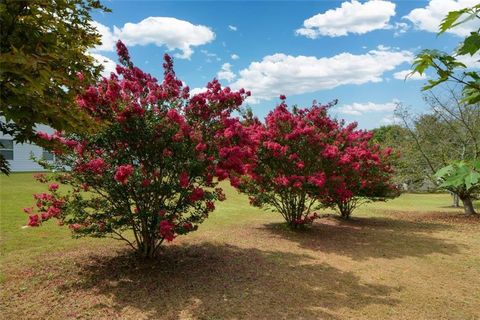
[388,210,480,225]
[61,243,399,319]
[263,216,463,261]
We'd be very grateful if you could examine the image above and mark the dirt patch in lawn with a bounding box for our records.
[388,210,480,225]
[1,214,479,319]
[262,215,463,261]
[1,243,399,320]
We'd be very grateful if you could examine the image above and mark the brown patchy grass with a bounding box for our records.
[1,174,480,319]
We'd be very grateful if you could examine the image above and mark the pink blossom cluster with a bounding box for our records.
[24,182,64,227]
[114,164,134,185]
[236,96,398,225]
[29,41,252,252]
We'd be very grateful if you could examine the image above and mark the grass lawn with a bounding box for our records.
[1,173,479,319]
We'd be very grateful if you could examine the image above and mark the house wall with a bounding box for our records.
[1,125,54,172]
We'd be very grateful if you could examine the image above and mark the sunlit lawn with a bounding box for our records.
[1,173,479,319]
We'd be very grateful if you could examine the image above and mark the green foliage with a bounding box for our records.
[435,160,479,214]
[412,50,468,90]
[411,4,480,104]
[435,160,480,192]
[390,89,480,191]
[0,0,110,174]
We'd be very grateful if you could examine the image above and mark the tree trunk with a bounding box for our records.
[452,193,460,207]
[460,196,477,215]
[340,211,350,220]
[138,239,157,258]
[337,201,352,220]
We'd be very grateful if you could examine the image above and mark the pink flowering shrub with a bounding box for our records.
[26,41,251,258]
[237,97,398,227]
[321,123,400,219]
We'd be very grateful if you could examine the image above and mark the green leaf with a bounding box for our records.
[435,164,454,179]
[439,9,468,34]
[465,172,480,190]
[457,33,480,55]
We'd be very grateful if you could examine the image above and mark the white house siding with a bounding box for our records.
[0,124,54,172]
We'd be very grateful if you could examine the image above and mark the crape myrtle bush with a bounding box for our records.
[236,97,399,227]
[25,41,253,258]
[323,121,400,219]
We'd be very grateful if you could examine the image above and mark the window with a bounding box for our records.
[42,149,54,161]
[0,139,13,160]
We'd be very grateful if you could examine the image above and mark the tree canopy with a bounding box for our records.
[0,0,109,173]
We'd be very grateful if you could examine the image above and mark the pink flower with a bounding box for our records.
[47,206,61,218]
[322,145,339,158]
[159,220,175,241]
[179,172,189,188]
[114,164,134,185]
[166,109,184,125]
[206,201,215,212]
[188,188,205,202]
[28,214,40,227]
[48,183,59,191]
[163,149,173,157]
[279,94,286,100]
[37,131,52,141]
[274,176,289,187]
[308,173,326,188]
[293,181,302,188]
[84,158,107,175]
[195,142,207,152]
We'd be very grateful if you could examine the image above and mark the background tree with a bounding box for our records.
[389,86,480,191]
[372,124,420,186]
[25,42,252,258]
[380,85,480,212]
[0,0,109,174]
[435,160,479,215]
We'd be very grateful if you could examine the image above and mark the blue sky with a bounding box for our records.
[90,0,479,129]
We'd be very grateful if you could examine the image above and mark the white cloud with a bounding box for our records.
[91,17,215,59]
[231,49,413,103]
[393,22,410,36]
[380,114,400,125]
[89,53,117,77]
[190,87,207,96]
[377,44,391,51]
[91,21,116,52]
[393,69,428,80]
[201,49,221,62]
[296,0,396,38]
[404,0,480,37]
[228,25,238,31]
[217,63,236,82]
[201,49,217,58]
[456,53,480,68]
[231,54,240,60]
[338,101,399,116]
